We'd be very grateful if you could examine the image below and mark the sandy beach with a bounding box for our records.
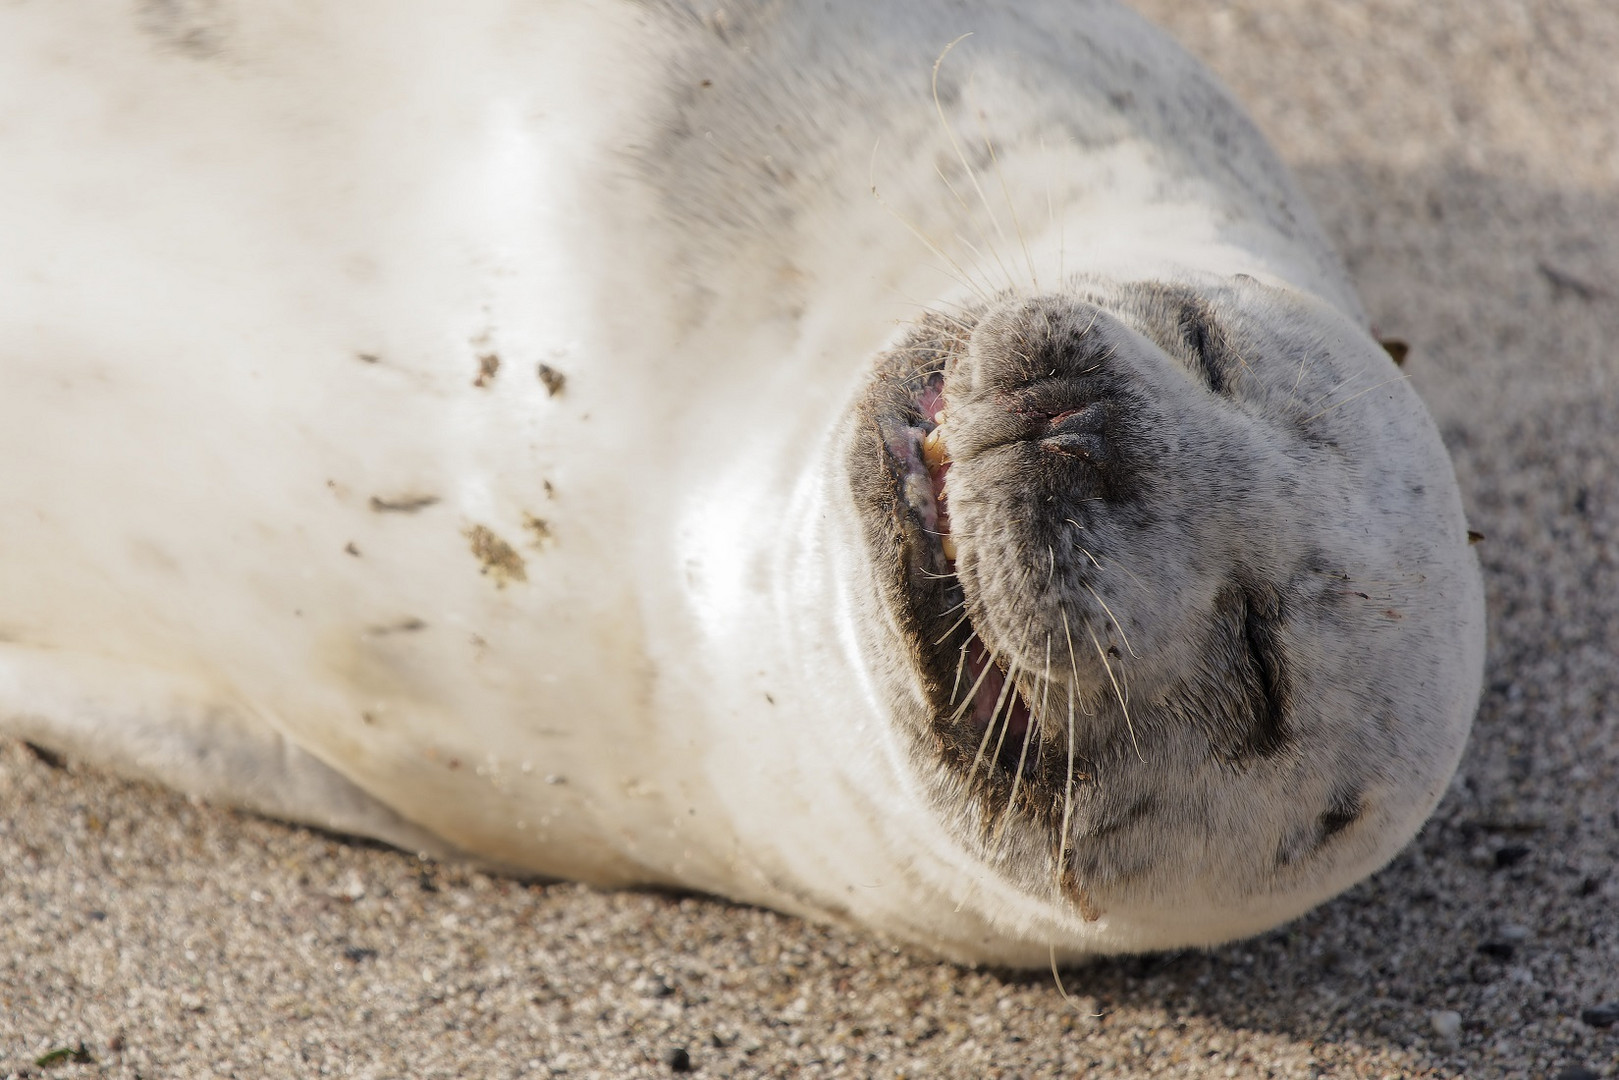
[4,1,1617,1076]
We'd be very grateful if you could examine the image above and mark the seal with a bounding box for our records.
[0,0,1484,966]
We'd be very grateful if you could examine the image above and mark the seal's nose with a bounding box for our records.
[1036,401,1109,462]
[940,295,1147,506]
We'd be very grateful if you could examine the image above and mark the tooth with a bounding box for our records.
[922,426,950,469]
[934,408,949,424]
[941,533,958,561]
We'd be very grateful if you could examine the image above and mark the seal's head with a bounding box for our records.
[848,274,1484,948]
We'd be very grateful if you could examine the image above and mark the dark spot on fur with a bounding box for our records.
[366,618,426,636]
[370,494,440,513]
[523,514,553,547]
[537,363,567,397]
[466,525,527,586]
[473,352,500,388]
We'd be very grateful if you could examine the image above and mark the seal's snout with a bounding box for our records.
[929,294,1202,710]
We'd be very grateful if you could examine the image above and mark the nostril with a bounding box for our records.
[1042,430,1107,460]
[1035,401,1106,434]
[1028,401,1108,460]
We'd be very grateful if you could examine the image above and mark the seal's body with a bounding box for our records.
[0,1,1483,965]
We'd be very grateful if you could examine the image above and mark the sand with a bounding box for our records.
[4,1,1617,1077]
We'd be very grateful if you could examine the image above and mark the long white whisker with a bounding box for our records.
[1087,623,1143,763]
[930,168,1013,300]
[1286,352,1313,407]
[1065,528,1153,597]
[979,659,1022,780]
[973,108,1039,291]
[949,233,1017,302]
[993,635,1051,844]
[1082,582,1139,660]
[949,632,978,705]
[951,647,999,725]
[1303,374,1413,423]
[934,608,973,646]
[932,36,1018,292]
[870,138,990,303]
[1058,611,1080,881]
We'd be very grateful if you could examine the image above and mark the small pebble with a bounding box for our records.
[1493,845,1531,869]
[1429,1010,1463,1040]
[1580,1002,1619,1028]
[1497,924,1531,943]
[666,1046,693,1073]
[1555,1067,1599,1080]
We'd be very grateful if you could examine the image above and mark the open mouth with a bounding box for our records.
[858,312,1058,811]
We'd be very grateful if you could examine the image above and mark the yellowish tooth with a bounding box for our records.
[941,533,958,561]
[922,425,950,469]
[934,408,949,424]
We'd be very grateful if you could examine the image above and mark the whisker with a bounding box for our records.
[965,653,1011,772]
[993,634,1052,844]
[1302,373,1412,423]
[931,36,1018,292]
[1058,611,1080,879]
[978,658,1022,780]
[951,646,1000,726]
[973,108,1039,291]
[1088,623,1144,763]
[949,631,978,705]
[869,137,990,304]
[1285,351,1313,407]
[1065,529,1153,597]
[933,608,973,646]
[1081,582,1139,660]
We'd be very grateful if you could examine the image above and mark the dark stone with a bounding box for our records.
[1580,1002,1619,1028]
[1493,845,1531,869]
[1475,941,1516,961]
[22,742,67,770]
[666,1047,694,1073]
